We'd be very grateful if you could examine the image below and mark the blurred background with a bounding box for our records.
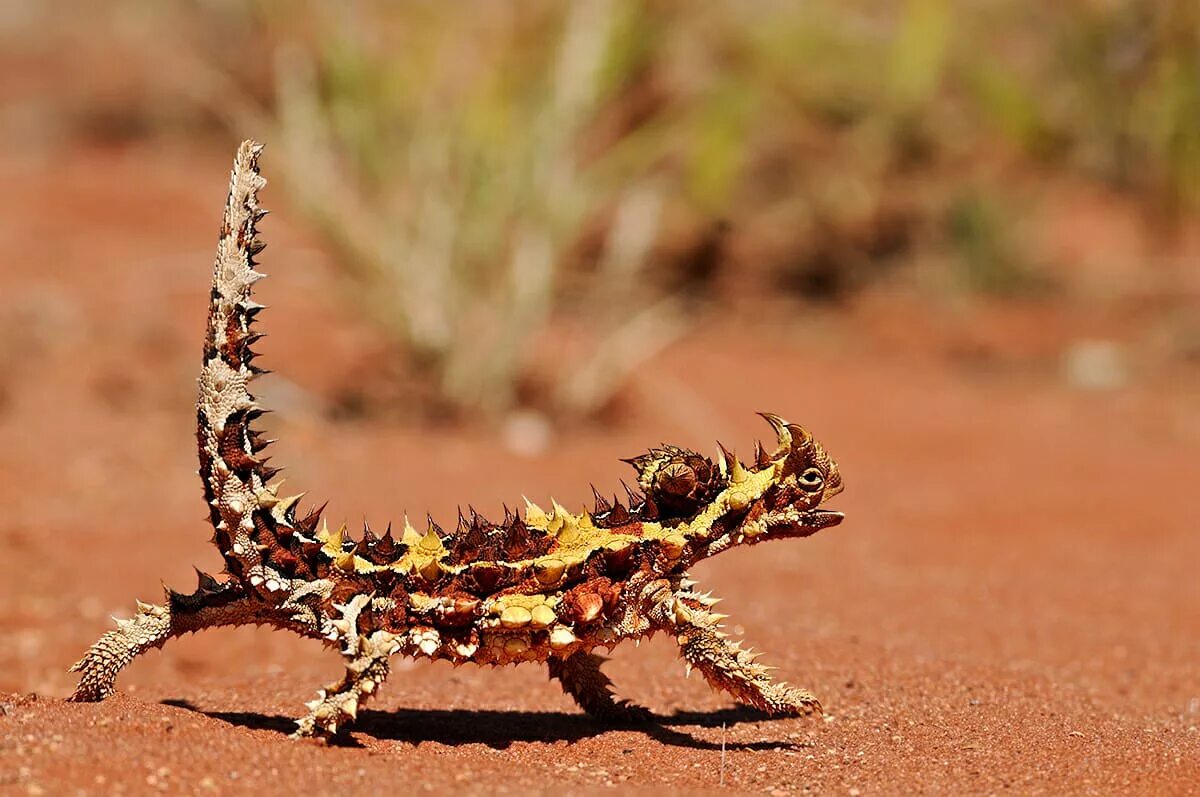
[3,0,1197,425]
[0,2,1198,791]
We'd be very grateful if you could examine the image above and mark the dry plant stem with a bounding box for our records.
[166,4,682,416]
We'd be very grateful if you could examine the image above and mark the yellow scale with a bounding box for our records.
[309,453,783,584]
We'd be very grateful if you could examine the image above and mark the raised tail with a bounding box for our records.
[196,141,322,595]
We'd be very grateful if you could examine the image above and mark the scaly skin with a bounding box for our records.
[70,141,848,739]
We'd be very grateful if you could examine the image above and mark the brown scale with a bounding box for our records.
[558,576,621,626]
[592,497,632,529]
[329,578,373,611]
[292,506,328,567]
[600,539,640,579]
[444,511,555,569]
[218,313,251,368]
[449,511,490,562]
[216,415,260,473]
[359,523,402,566]
[357,592,409,636]
[252,511,313,580]
[458,562,513,596]
[501,517,538,560]
[379,589,409,634]
[293,505,325,536]
[353,523,378,559]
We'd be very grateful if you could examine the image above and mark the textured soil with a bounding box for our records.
[1,144,1198,795]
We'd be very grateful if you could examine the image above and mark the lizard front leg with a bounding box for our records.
[652,586,821,716]
[69,576,258,702]
[548,651,652,723]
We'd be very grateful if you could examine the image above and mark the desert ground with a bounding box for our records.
[1,143,1198,795]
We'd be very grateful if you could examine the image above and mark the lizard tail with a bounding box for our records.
[196,140,323,595]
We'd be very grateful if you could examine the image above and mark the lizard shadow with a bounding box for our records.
[162,699,802,751]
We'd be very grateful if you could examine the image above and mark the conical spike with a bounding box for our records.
[620,454,654,474]
[607,497,630,525]
[591,485,611,514]
[194,567,221,592]
[717,441,747,484]
[372,522,398,562]
[421,519,443,552]
[401,515,421,545]
[355,523,376,556]
[275,492,306,520]
[247,430,271,454]
[786,422,812,451]
[523,496,548,526]
[295,502,328,536]
[757,412,793,456]
[327,523,346,552]
[753,440,771,469]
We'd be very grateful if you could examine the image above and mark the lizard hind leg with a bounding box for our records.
[548,651,653,724]
[654,589,821,717]
[69,575,258,702]
[292,630,397,739]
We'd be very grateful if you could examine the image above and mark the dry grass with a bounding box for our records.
[5,0,1196,414]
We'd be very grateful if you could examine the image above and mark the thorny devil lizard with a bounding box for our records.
[69,140,847,739]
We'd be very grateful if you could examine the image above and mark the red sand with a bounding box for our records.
[1,145,1197,795]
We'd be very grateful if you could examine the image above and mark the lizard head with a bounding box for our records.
[626,413,844,571]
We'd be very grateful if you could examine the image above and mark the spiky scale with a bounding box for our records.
[591,485,611,514]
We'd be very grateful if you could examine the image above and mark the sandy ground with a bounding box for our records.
[1,144,1198,795]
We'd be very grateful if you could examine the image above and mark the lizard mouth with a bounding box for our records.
[750,508,844,541]
[807,509,844,528]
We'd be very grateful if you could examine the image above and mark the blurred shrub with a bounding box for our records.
[15,0,1196,414]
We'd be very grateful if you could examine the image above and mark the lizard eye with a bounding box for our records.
[798,467,824,492]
